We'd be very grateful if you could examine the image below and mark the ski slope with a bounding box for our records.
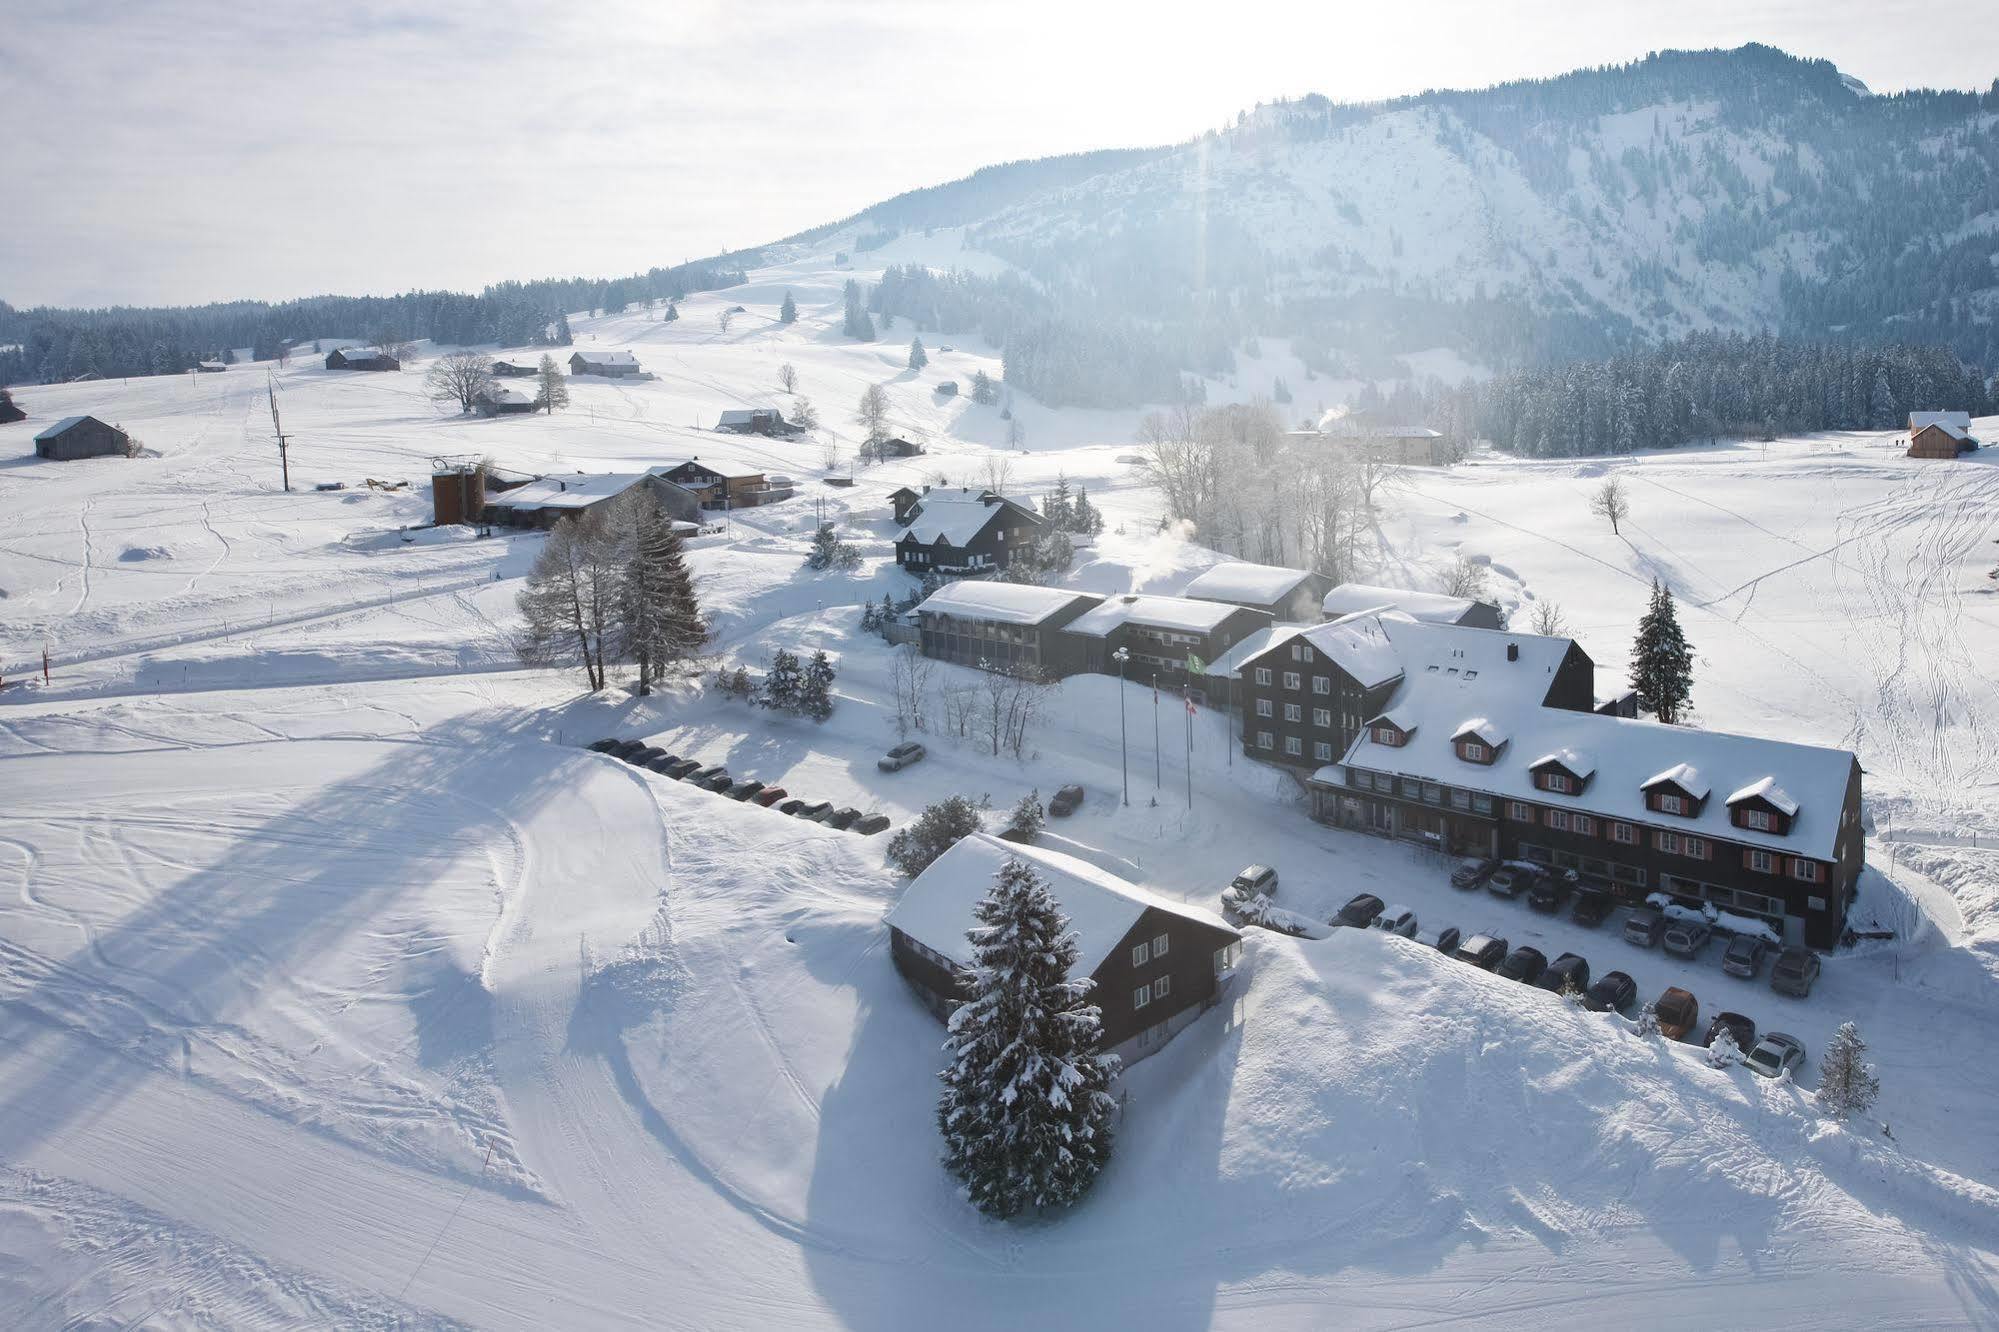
[2,234,1998,1328]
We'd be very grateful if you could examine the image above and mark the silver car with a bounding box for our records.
[1370,905,1418,937]
[1744,1032,1806,1079]
[878,742,926,772]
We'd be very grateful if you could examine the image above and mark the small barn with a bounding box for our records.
[34,414,130,461]
[326,347,399,371]
[1907,411,1975,459]
[659,457,775,507]
[934,380,959,397]
[715,407,801,437]
[874,436,924,458]
[491,357,540,378]
[569,350,641,378]
[475,382,540,416]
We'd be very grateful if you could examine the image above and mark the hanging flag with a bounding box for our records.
[1185,650,1205,677]
[1185,690,1198,716]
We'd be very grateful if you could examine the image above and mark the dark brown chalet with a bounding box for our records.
[892,488,1043,577]
[324,347,399,371]
[883,833,1243,1068]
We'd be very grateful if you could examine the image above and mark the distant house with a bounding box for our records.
[892,487,1044,577]
[475,382,540,416]
[1058,594,1273,686]
[196,360,228,373]
[1907,411,1976,459]
[934,380,959,397]
[1312,409,1453,466]
[482,468,702,529]
[659,457,776,508]
[874,436,925,458]
[913,581,1105,678]
[887,485,923,525]
[883,832,1243,1068]
[491,356,540,378]
[1320,582,1504,629]
[34,414,130,460]
[1183,561,1333,622]
[569,350,641,377]
[715,407,801,437]
[325,347,399,372]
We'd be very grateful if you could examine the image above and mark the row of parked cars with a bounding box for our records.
[590,739,891,835]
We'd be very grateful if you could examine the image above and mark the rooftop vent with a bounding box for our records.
[1507,643,1519,662]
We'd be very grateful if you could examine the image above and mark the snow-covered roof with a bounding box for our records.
[493,356,539,370]
[1726,776,1799,816]
[1063,594,1248,638]
[1371,706,1418,734]
[572,349,639,367]
[1529,747,1595,780]
[198,360,228,370]
[1451,717,1508,747]
[1200,625,1296,678]
[1909,411,1971,440]
[479,383,537,405]
[486,470,673,510]
[1322,583,1484,624]
[33,414,92,441]
[894,491,1030,547]
[915,580,1098,627]
[669,457,765,481]
[716,408,785,428]
[1290,613,1407,690]
[1182,561,1315,608]
[883,833,1236,976]
[1338,640,1855,859]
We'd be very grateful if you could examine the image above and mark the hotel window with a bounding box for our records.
[1655,831,1681,855]
[1401,778,1423,799]
[1256,699,1273,718]
[1542,772,1575,794]
[1284,737,1303,756]
[1134,985,1151,1010]
[1744,809,1774,831]
[1284,703,1302,722]
[1314,742,1334,761]
[1463,742,1487,762]
[1313,708,1332,728]
[1153,974,1172,998]
[1683,837,1709,860]
[1422,783,1442,804]
[1792,860,1821,883]
[1472,794,1494,815]
[1747,850,1776,874]
[1254,667,1271,686]
[1373,726,1403,747]
[1450,789,1470,810]
[1612,864,1648,887]
[1153,933,1169,957]
[1572,815,1596,838]
[1282,672,1302,691]
[1507,801,1534,822]
[1257,731,1274,750]
[1657,793,1685,815]
[1132,941,1150,966]
[1611,822,1636,845]
[1313,676,1331,695]
[1546,810,1569,831]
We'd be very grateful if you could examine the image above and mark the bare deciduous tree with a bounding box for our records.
[856,382,891,442]
[890,645,934,738]
[1529,600,1569,637]
[941,681,979,739]
[778,362,798,394]
[718,308,736,334]
[980,454,1014,495]
[425,350,494,414]
[790,396,819,431]
[1444,552,1490,601]
[370,328,418,363]
[1590,476,1630,536]
[516,513,622,690]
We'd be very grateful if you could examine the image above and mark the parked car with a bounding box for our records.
[1371,905,1418,937]
[1450,859,1497,890]
[752,786,788,807]
[1527,874,1573,914]
[1230,865,1279,898]
[777,798,808,815]
[729,780,766,802]
[822,807,862,830]
[1583,971,1638,1013]
[1623,909,1666,949]
[707,777,738,796]
[1722,934,1768,979]
[608,739,647,759]
[1662,920,1712,959]
[1485,865,1530,899]
[1049,784,1086,817]
[853,813,891,836]
[1770,948,1821,997]
[1704,1011,1757,1052]
[1535,952,1590,994]
[588,739,621,753]
[689,765,728,788]
[1654,987,1699,1040]
[1497,946,1548,985]
[878,742,926,772]
[1744,1032,1806,1079]
[1570,888,1613,927]
[1417,925,1462,955]
[1333,893,1385,929]
[644,756,681,774]
[624,745,662,764]
[664,757,702,780]
[1456,933,1509,970]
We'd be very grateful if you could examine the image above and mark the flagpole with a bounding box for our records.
[1151,674,1161,792]
[1184,689,1193,810]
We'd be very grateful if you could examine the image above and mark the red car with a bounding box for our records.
[752,786,788,807]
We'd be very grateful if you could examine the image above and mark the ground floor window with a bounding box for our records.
[1517,843,1550,863]
[1612,863,1647,887]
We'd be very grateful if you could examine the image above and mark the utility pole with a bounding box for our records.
[267,372,291,492]
[1113,647,1130,806]
[1152,673,1161,790]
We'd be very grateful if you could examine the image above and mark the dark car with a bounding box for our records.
[629,745,667,765]
[1705,1011,1757,1052]
[1526,874,1573,914]
[792,800,833,820]
[1583,971,1638,1013]
[1418,925,1462,955]
[1497,946,1548,984]
[729,780,766,802]
[753,786,789,807]
[1049,785,1086,817]
[1334,893,1386,929]
[822,807,862,830]
[1570,888,1613,927]
[707,778,738,796]
[608,739,648,759]
[588,738,621,753]
[777,798,808,815]
[1455,933,1509,970]
[1535,952,1590,995]
[1770,947,1821,997]
[1485,865,1530,899]
[1654,987,1699,1041]
[688,765,727,787]
[1451,859,1498,890]
[1622,908,1666,948]
[1722,934,1767,979]
[853,813,891,835]
[644,756,682,774]
[664,757,703,780]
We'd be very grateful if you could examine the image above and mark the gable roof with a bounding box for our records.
[895,490,1036,546]
[486,468,692,511]
[1182,561,1316,607]
[1529,747,1595,780]
[916,580,1099,627]
[716,408,787,428]
[1322,582,1487,625]
[882,832,1236,976]
[1063,594,1253,639]
[1727,775,1799,816]
[1290,613,1407,690]
[1909,411,1971,440]
[1641,763,1710,798]
[33,414,96,441]
[666,457,765,481]
[479,382,537,406]
[1452,717,1508,747]
[571,349,639,368]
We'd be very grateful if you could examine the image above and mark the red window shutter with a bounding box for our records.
[1742,849,1753,869]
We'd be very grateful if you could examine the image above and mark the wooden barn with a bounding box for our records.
[715,407,801,437]
[475,382,540,416]
[33,414,130,460]
[491,357,540,378]
[1906,411,1976,459]
[325,347,399,371]
[569,350,641,378]
[883,833,1243,1069]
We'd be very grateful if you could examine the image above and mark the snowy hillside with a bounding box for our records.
[3,230,1999,1328]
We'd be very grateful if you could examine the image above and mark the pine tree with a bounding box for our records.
[614,489,706,694]
[1003,790,1044,842]
[798,650,837,722]
[860,600,883,633]
[1706,1026,1743,1068]
[1868,367,1898,429]
[553,313,574,346]
[969,368,998,405]
[886,795,988,876]
[1070,486,1103,536]
[938,855,1118,1219]
[908,337,928,371]
[663,301,679,323]
[1816,1021,1881,1120]
[1630,578,1694,724]
[779,291,798,324]
[536,353,569,414]
[759,648,804,713]
[1042,475,1073,530]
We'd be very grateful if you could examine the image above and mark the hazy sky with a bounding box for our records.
[5,0,1994,309]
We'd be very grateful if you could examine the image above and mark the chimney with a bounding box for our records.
[1507,643,1519,662]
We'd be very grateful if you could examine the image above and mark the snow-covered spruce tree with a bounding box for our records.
[805,522,859,571]
[798,651,837,723]
[908,337,928,371]
[860,600,882,634]
[938,855,1119,1219]
[535,353,569,414]
[1003,790,1044,842]
[969,368,998,405]
[1816,1021,1881,1121]
[780,291,798,325]
[876,592,897,638]
[1706,1026,1743,1068]
[612,488,706,694]
[1069,486,1103,537]
[1634,1002,1660,1037]
[1630,577,1694,724]
[886,795,988,877]
[663,301,678,322]
[1042,475,1073,531]
[760,648,804,714]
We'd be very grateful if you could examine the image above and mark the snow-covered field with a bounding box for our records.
[4,235,1998,1327]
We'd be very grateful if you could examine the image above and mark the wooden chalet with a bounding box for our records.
[569,350,641,377]
[913,581,1105,678]
[491,357,540,378]
[714,408,801,437]
[658,457,776,508]
[325,347,399,371]
[892,487,1043,576]
[1906,411,1976,459]
[1182,561,1332,622]
[33,414,129,460]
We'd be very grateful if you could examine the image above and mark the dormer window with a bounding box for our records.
[1744,809,1773,832]
[1658,793,1685,815]
[1725,777,1796,836]
[1541,772,1575,794]
[1373,725,1404,747]
[1528,749,1593,796]
[1462,741,1488,762]
[1641,764,1709,817]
